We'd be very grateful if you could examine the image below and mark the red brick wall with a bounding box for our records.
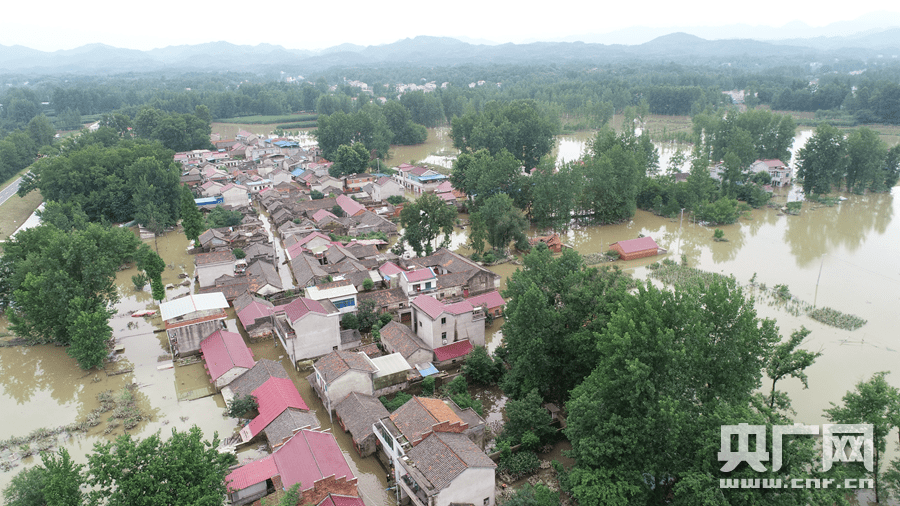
[301,476,359,506]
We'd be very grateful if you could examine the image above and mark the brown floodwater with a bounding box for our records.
[2,127,898,496]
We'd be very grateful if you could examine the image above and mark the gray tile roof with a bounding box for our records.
[407,432,495,492]
[230,359,289,398]
[314,350,376,384]
[334,392,390,443]
[379,322,429,361]
[263,407,320,448]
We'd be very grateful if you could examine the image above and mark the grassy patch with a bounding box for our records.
[0,190,43,242]
[217,113,317,124]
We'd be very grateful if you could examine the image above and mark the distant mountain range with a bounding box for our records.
[2,23,900,75]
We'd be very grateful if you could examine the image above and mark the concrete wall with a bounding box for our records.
[288,312,340,362]
[415,308,485,348]
[435,467,495,506]
[215,366,250,391]
[320,370,374,410]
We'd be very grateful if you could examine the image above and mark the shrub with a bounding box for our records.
[226,394,258,419]
[499,451,540,479]
[380,392,412,412]
[462,346,498,386]
[482,251,496,264]
[131,273,149,290]
[233,248,246,259]
[362,278,374,291]
[341,313,359,330]
[310,190,324,200]
[421,377,436,397]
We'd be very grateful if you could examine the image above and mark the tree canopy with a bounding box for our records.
[398,193,457,257]
[450,99,558,170]
[1,222,140,368]
[86,426,236,506]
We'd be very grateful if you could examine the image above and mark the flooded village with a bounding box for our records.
[1,123,899,506]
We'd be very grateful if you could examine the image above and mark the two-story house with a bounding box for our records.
[399,268,438,296]
[410,295,485,364]
[275,297,341,365]
[373,396,495,506]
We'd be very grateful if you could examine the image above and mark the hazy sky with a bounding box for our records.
[5,1,900,52]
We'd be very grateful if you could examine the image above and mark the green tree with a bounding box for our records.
[502,388,554,446]
[824,371,900,504]
[180,186,205,244]
[41,448,84,506]
[330,143,370,178]
[86,426,236,506]
[205,206,243,228]
[468,212,487,257]
[399,193,457,256]
[151,278,165,303]
[450,99,557,170]
[226,394,258,419]
[3,465,47,506]
[450,149,523,206]
[765,326,822,410]
[4,223,139,348]
[563,280,797,505]
[501,245,631,404]
[846,126,888,193]
[796,122,846,195]
[462,346,498,386]
[66,298,114,369]
[475,194,528,254]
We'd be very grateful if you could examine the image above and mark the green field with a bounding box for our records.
[216,113,317,124]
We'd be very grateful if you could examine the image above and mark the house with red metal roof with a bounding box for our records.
[199,329,255,390]
[465,290,506,318]
[226,429,358,506]
[609,236,661,261]
[411,295,485,353]
[399,267,437,296]
[335,194,366,217]
[236,375,318,450]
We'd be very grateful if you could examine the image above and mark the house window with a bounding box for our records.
[419,321,423,327]
[441,332,447,341]
[441,317,446,325]
[484,499,490,506]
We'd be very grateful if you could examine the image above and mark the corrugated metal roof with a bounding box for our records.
[434,340,474,362]
[306,283,358,300]
[612,236,659,254]
[247,377,309,437]
[403,268,435,283]
[371,353,411,379]
[466,290,505,309]
[274,430,355,492]
[200,330,255,381]
[159,292,229,321]
[225,454,277,491]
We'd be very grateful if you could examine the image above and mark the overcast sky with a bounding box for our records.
[5,2,900,52]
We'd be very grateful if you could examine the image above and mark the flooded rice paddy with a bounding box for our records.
[1,126,898,499]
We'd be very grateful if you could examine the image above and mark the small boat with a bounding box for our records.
[132,310,157,317]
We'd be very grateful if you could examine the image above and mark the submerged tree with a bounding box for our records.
[399,193,457,256]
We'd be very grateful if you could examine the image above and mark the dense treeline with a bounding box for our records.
[18,128,183,228]
[498,246,850,505]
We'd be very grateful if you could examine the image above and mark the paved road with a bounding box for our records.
[0,176,24,207]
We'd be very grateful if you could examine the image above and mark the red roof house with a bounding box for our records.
[240,377,310,443]
[609,236,661,261]
[465,290,506,317]
[226,429,358,506]
[200,329,255,389]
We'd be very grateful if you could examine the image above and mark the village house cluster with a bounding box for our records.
[167,131,507,506]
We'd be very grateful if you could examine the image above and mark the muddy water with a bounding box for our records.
[0,227,392,502]
[388,127,458,170]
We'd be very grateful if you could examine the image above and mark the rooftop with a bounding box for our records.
[199,330,255,381]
